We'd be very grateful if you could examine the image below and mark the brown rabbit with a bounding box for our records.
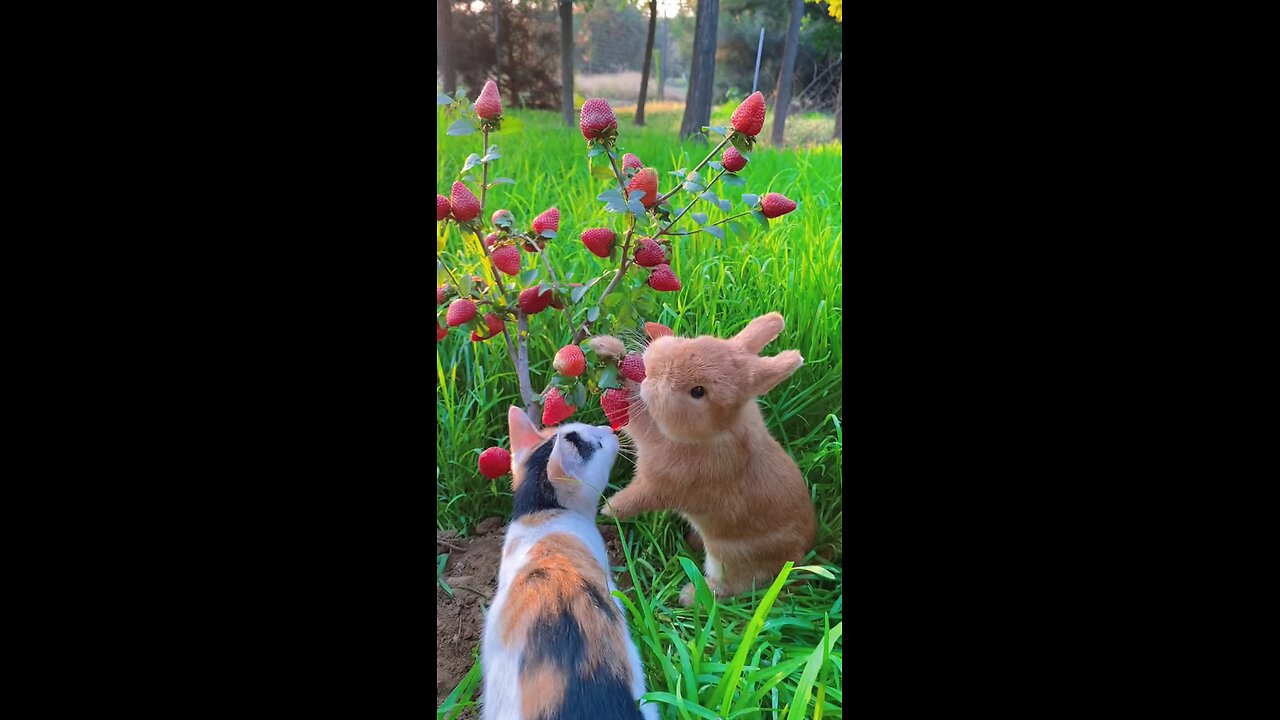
[590,313,815,606]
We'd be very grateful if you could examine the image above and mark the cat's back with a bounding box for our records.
[482,512,652,720]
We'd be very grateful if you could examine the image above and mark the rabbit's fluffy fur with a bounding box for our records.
[593,312,815,606]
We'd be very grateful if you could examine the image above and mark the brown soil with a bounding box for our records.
[436,517,629,712]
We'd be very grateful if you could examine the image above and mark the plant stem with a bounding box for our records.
[661,210,754,236]
[514,311,535,411]
[657,168,725,238]
[480,128,490,212]
[655,133,732,206]
[438,254,463,288]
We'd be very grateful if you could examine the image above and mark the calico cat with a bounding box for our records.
[482,406,657,720]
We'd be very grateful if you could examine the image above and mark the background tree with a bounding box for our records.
[635,0,658,125]
[679,0,720,138]
[438,0,457,94]
[559,0,575,126]
[770,0,803,146]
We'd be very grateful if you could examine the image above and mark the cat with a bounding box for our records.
[482,406,657,720]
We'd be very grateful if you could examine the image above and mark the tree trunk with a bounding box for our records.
[559,0,574,127]
[635,1,658,125]
[770,0,803,147]
[679,0,720,139]
[493,0,501,75]
[657,18,667,101]
[833,72,842,141]
[438,0,456,95]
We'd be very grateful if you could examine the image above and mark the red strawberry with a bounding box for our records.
[542,388,576,426]
[437,285,448,305]
[579,98,618,140]
[483,232,499,251]
[619,354,646,383]
[437,194,451,221]
[581,227,616,258]
[633,237,666,267]
[478,447,511,478]
[470,312,504,341]
[518,286,553,315]
[647,264,681,292]
[600,388,630,430]
[622,153,644,171]
[491,208,514,228]
[722,147,748,173]
[553,345,586,377]
[761,192,797,219]
[532,207,560,235]
[475,80,503,119]
[731,91,766,136]
[447,298,478,326]
[492,245,520,275]
[627,168,659,208]
[645,322,673,340]
[437,322,448,342]
[451,181,480,222]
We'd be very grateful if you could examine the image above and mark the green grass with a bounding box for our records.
[436,104,842,719]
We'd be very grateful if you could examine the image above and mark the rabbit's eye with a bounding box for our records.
[690,386,706,399]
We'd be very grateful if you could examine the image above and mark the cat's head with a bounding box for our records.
[507,406,619,515]
[638,312,803,441]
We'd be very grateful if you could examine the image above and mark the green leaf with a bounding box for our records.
[520,269,539,285]
[488,178,515,189]
[711,562,796,715]
[752,210,770,230]
[794,565,837,579]
[573,382,587,408]
[729,221,744,236]
[539,229,557,239]
[718,199,731,213]
[686,170,702,184]
[705,226,725,241]
[743,193,760,207]
[684,181,705,193]
[571,284,590,304]
[708,161,724,172]
[721,173,745,187]
[461,153,483,173]
[460,275,474,296]
[587,145,604,158]
[729,132,754,156]
[590,163,616,180]
[627,198,647,216]
[538,283,554,297]
[668,169,687,178]
[692,212,709,225]
[601,292,624,308]
[598,365,620,389]
[640,693,720,720]
[587,306,600,322]
[709,125,728,136]
[699,190,718,204]
[484,145,501,160]
[436,93,454,105]
[447,118,476,136]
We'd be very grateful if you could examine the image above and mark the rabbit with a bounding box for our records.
[482,406,657,720]
[589,312,815,607]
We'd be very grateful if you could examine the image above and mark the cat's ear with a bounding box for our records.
[733,312,784,354]
[508,406,543,458]
[751,350,804,395]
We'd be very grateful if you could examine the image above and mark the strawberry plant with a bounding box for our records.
[436,84,799,470]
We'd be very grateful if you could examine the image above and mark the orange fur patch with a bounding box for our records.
[520,663,567,718]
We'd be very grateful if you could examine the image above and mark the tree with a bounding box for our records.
[770,0,803,147]
[679,0,720,139]
[833,74,842,140]
[438,0,457,95]
[559,0,574,126]
[635,0,658,126]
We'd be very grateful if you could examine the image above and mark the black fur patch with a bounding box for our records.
[512,438,563,520]
[562,430,597,460]
[521,608,643,720]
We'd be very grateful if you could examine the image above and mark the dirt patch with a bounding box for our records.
[436,517,630,711]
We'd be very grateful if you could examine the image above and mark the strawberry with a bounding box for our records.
[518,286,553,315]
[647,264,681,292]
[532,207,560,235]
[581,227,616,258]
[447,298,478,326]
[627,168,659,208]
[600,388,630,430]
[730,91,766,137]
[553,345,586,377]
[478,446,511,478]
[550,283,580,310]
[483,232,499,251]
[761,192,797,219]
[437,285,448,305]
[579,98,618,140]
[475,80,503,119]
[437,322,448,342]
[722,147,748,173]
[470,312,504,341]
[492,245,521,275]
[645,322,673,340]
[619,354,646,383]
[633,237,666,267]
[542,388,576,426]
[622,153,644,171]
[437,194,451,221]
[451,181,480,222]
[491,208,514,228]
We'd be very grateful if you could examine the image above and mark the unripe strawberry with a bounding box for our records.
[626,168,659,208]
[761,192,798,219]
[437,194,451,221]
[518,286,553,315]
[491,208,514,228]
[722,147,748,173]
[647,264,681,292]
[492,245,521,275]
[730,91,766,136]
[475,80,503,119]
[451,181,480,222]
[581,227,616,258]
[437,322,448,342]
[542,388,576,426]
[622,153,644,171]
[633,237,666,267]
[447,298,478,326]
[600,388,630,430]
[478,447,511,478]
[579,98,618,140]
[553,345,586,377]
[619,354,646,383]
[532,207,560,235]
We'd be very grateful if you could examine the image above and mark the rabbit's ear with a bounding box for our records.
[508,405,543,458]
[752,351,804,395]
[733,313,785,354]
